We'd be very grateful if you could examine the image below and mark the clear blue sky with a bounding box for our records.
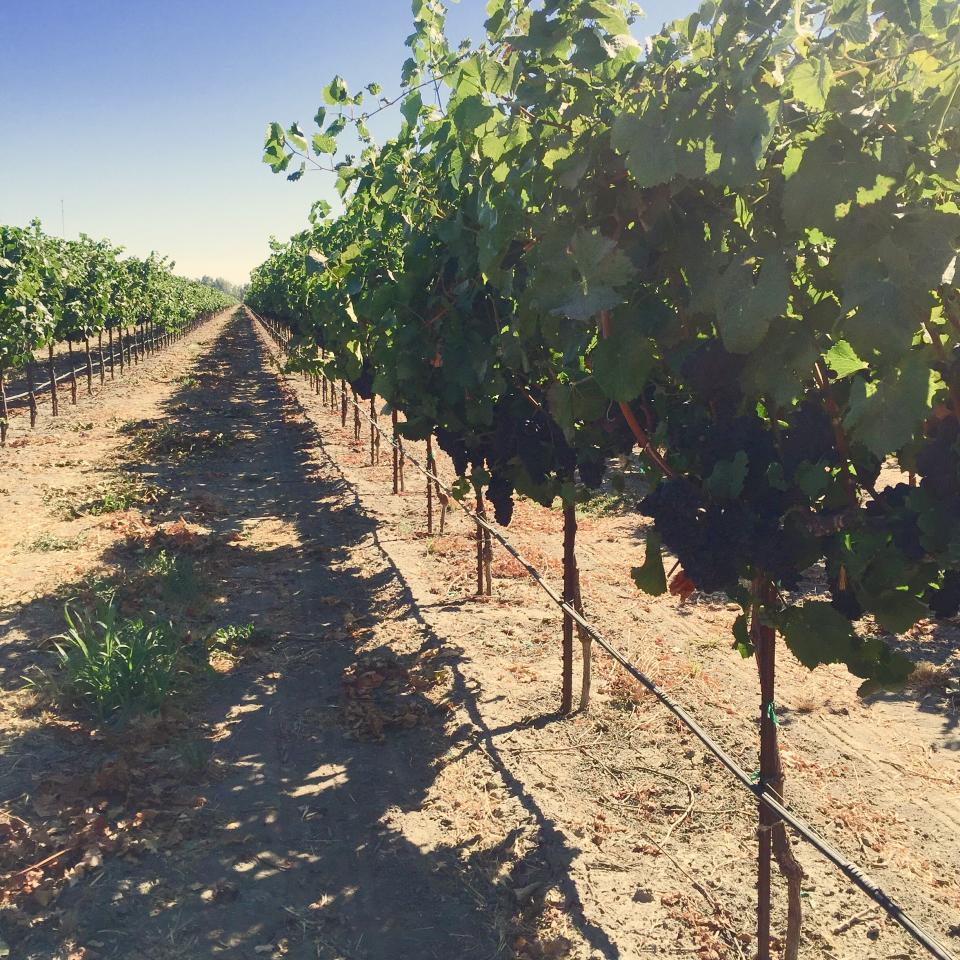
[0,1,694,286]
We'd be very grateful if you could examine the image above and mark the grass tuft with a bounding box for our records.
[30,597,183,721]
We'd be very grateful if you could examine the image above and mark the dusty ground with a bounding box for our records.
[0,308,957,960]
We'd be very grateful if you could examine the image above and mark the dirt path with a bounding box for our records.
[0,308,957,960]
[250,313,960,960]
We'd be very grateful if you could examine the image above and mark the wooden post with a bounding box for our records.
[753,578,803,960]
[341,381,348,427]
[67,340,78,403]
[26,360,37,427]
[108,328,115,378]
[426,434,434,534]
[97,332,105,385]
[475,492,485,596]
[354,389,361,441]
[392,410,400,495]
[47,345,59,416]
[84,337,93,394]
[561,505,577,714]
[0,367,8,446]
[370,397,376,465]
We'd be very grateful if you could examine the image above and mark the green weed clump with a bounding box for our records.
[36,598,183,721]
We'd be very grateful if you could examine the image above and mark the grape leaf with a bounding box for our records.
[706,451,748,499]
[632,532,667,596]
[592,327,654,402]
[789,55,834,110]
[843,354,934,457]
[824,339,867,379]
[715,250,790,354]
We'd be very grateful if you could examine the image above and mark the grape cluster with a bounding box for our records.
[640,479,743,593]
[350,362,374,400]
[435,427,470,477]
[680,339,745,412]
[641,411,819,592]
[916,415,960,500]
[781,401,837,478]
[578,458,606,489]
[828,574,864,620]
[485,474,515,525]
[865,483,924,561]
[928,570,960,619]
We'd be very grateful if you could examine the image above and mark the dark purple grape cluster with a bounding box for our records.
[928,570,960,618]
[829,574,864,620]
[578,457,606,489]
[916,416,960,500]
[435,427,469,477]
[865,483,924,561]
[680,339,744,412]
[781,401,837,477]
[485,474,515,525]
[350,362,374,399]
[640,479,743,592]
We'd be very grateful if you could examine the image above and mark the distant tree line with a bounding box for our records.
[198,275,247,301]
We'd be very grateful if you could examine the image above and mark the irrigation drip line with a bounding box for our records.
[251,309,957,960]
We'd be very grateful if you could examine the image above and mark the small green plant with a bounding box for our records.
[33,598,182,720]
[143,548,202,603]
[210,623,255,649]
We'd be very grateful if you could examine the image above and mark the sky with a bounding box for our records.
[0,1,695,286]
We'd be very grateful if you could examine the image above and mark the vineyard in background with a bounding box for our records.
[0,221,235,443]
[249,0,960,957]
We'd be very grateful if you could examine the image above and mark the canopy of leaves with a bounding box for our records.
[249,0,960,690]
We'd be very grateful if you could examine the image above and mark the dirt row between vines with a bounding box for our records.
[0,307,954,960]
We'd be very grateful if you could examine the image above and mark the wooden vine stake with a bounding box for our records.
[84,337,93,394]
[47,345,58,416]
[353,388,361,440]
[370,397,376,465]
[97,332,105,385]
[561,500,590,713]
[26,361,37,427]
[392,410,399,495]
[753,577,803,960]
[67,340,78,404]
[474,488,492,596]
[340,380,348,427]
[108,328,115,378]
[426,435,435,534]
[0,368,8,446]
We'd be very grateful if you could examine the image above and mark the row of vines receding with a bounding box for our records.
[248,1,960,957]
[0,221,236,443]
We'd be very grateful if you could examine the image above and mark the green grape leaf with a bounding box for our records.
[401,92,423,128]
[780,601,860,670]
[732,613,753,658]
[866,588,929,634]
[632,532,667,596]
[286,124,307,152]
[592,326,654,402]
[706,451,748,499]
[715,250,790,354]
[323,75,349,105]
[611,113,678,188]
[789,55,834,110]
[824,340,867,379]
[781,602,913,692]
[843,354,935,458]
[312,134,336,156]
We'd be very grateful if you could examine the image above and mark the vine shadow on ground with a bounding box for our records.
[0,312,620,960]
